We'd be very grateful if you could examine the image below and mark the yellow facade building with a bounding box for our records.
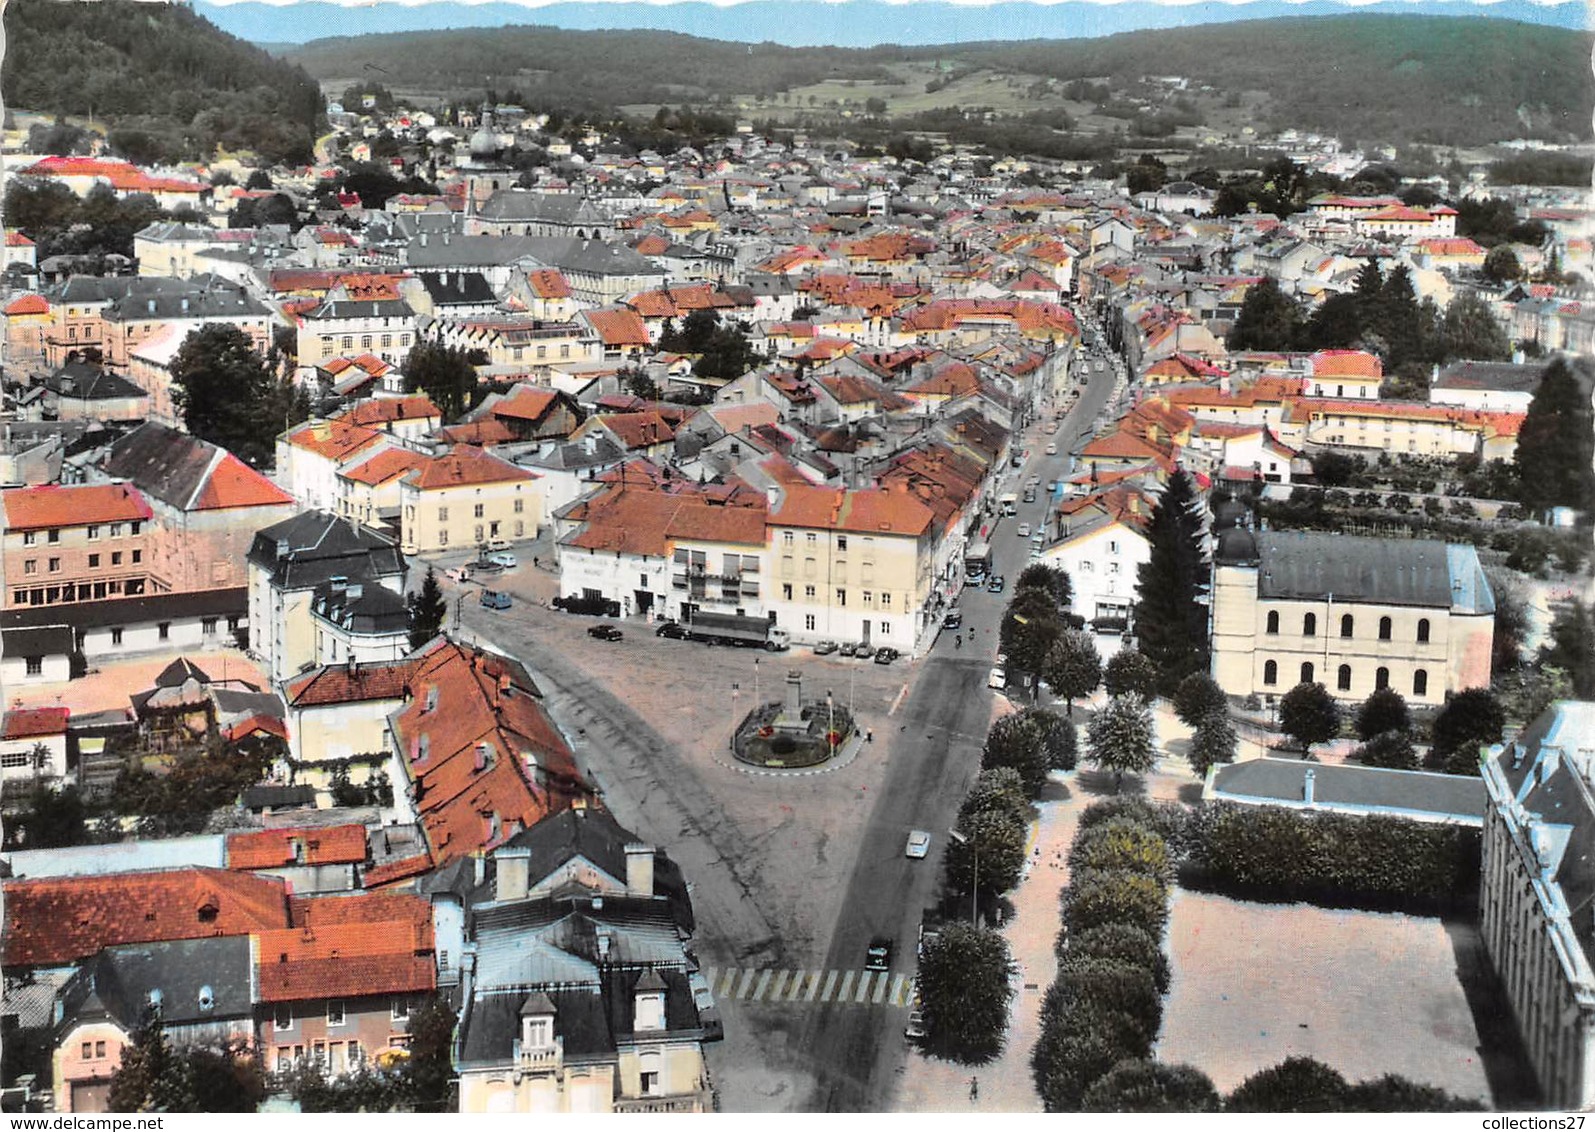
[397,445,541,554]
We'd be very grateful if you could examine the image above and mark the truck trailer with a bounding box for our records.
[684,611,790,650]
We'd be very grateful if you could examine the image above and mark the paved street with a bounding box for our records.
[447,343,1121,1112]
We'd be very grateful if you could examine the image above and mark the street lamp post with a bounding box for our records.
[827,690,835,757]
[949,827,977,925]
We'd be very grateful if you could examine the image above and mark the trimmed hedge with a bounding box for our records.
[1062,868,1170,937]
[1183,802,1481,913]
[1067,818,1173,884]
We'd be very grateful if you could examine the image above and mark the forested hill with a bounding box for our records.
[3,0,326,165]
[283,13,1591,147]
[953,15,1593,149]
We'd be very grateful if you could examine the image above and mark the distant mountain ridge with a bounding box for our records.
[204,0,1589,47]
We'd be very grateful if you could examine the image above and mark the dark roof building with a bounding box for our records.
[1205,756,1486,825]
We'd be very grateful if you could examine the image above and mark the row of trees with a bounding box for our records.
[1228,268,1512,394]
[1033,798,1177,1110]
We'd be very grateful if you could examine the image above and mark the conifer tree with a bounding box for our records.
[1133,469,1209,695]
[408,567,448,651]
[1515,358,1595,515]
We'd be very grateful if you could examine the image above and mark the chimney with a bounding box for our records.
[624,842,654,896]
[494,846,530,901]
[473,854,486,887]
[330,575,348,593]
[474,741,490,770]
[346,584,363,601]
[1302,768,1316,805]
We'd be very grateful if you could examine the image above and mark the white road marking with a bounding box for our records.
[752,970,772,1001]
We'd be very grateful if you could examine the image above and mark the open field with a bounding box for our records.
[1159,890,1499,1102]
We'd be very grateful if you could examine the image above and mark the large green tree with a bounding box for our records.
[171,324,301,469]
[1439,291,1510,362]
[404,341,480,423]
[981,712,1051,798]
[1086,694,1157,790]
[1082,1060,1221,1113]
[1103,648,1159,699]
[1227,277,1303,352]
[1133,469,1209,694]
[1279,682,1341,753]
[916,923,1015,1063]
[1514,358,1595,515]
[1000,586,1064,686]
[1172,672,1227,727]
[109,1008,263,1113]
[1188,712,1238,778]
[1016,562,1073,609]
[1227,1056,1349,1112]
[1541,600,1595,698]
[1355,687,1410,741]
[1043,630,1101,716]
[403,995,458,1113]
[1428,687,1505,772]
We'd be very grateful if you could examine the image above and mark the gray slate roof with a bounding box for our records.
[1209,757,1486,824]
[247,511,405,591]
[1251,531,1494,613]
[1433,359,1550,395]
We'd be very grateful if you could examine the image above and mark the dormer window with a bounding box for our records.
[523,1015,553,1050]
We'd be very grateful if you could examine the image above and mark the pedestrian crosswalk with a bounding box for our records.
[700,967,916,1007]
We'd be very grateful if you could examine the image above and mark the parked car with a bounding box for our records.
[943,607,963,630]
[655,620,688,639]
[1045,442,1058,456]
[553,595,622,617]
[904,1010,927,1041]
[445,566,472,584]
[874,646,900,665]
[839,641,859,657]
[1016,522,1032,538]
[987,575,1006,594]
[905,830,931,859]
[479,590,511,610]
[853,643,875,660]
[486,551,517,569]
[587,624,624,641]
[988,666,1007,690]
[864,937,893,971]
[812,639,839,655]
[485,538,512,552]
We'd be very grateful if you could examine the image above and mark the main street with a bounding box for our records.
[449,332,1122,1112]
[791,343,1123,1112]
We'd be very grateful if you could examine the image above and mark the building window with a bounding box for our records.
[88,554,100,569]
[438,506,449,522]
[158,622,170,641]
[327,1001,345,1026]
[837,535,848,551]
[1416,618,1430,644]
[25,657,42,676]
[806,532,817,545]
[1340,614,1354,638]
[1300,662,1314,685]
[23,560,36,575]
[22,531,35,546]
[1376,666,1390,691]
[391,998,410,1022]
[440,530,449,546]
[836,588,846,607]
[881,593,891,607]
[1265,611,1279,635]
[111,627,124,646]
[782,584,793,600]
[782,531,794,547]
[641,1070,661,1097]
[87,525,100,540]
[1337,664,1352,691]
[514,498,524,513]
[81,1042,92,1059]
[1303,612,1316,637]
[131,522,141,536]
[48,530,59,543]
[347,1040,363,1066]
[804,585,815,599]
[112,552,122,566]
[202,618,217,637]
[473,503,485,519]
[48,557,60,573]
[361,335,372,350]
[1263,659,1278,686]
[862,590,873,606]
[1413,669,1428,697]
[805,614,816,631]
[275,1005,292,1031]
[341,336,354,350]
[132,550,141,564]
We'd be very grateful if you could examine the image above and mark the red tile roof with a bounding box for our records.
[585,307,651,347]
[339,395,441,428]
[1310,350,1383,379]
[525,269,572,299]
[772,483,934,537]
[256,893,434,1003]
[1,483,151,532]
[194,454,295,511]
[227,824,368,871]
[403,445,537,491]
[282,418,384,461]
[1,706,69,740]
[4,294,48,316]
[342,447,427,486]
[285,659,418,708]
[2,868,290,968]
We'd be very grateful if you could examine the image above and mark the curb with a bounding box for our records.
[716,732,869,778]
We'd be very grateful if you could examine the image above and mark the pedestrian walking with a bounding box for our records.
[969,1076,979,1101]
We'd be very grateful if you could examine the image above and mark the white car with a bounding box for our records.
[486,551,517,569]
[1016,522,1032,537]
[988,666,1007,690]
[1045,442,1058,455]
[905,830,932,859]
